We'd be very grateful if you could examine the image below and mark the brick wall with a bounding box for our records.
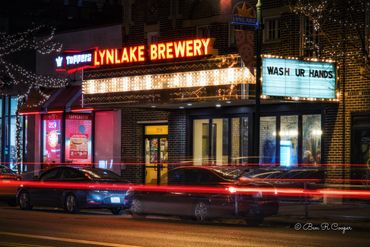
[117,0,370,181]
[120,108,169,183]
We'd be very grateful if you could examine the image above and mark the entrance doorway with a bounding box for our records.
[144,125,168,184]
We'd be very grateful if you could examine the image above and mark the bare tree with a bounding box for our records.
[0,25,67,171]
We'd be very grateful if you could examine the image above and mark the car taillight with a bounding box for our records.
[227,186,237,193]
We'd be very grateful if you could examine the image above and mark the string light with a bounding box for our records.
[83,67,255,95]
[1,25,68,169]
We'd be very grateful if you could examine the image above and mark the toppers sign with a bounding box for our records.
[55,38,213,73]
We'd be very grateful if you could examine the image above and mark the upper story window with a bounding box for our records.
[170,0,183,18]
[197,25,211,38]
[366,5,370,57]
[145,0,159,24]
[228,24,236,48]
[263,17,280,43]
[300,16,320,57]
[147,32,159,45]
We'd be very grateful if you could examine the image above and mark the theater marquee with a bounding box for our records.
[55,38,214,73]
[262,57,337,99]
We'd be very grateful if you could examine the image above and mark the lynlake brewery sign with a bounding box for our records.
[262,57,336,99]
[55,38,214,73]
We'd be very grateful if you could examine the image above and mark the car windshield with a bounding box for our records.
[81,168,122,181]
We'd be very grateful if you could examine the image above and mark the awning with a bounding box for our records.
[19,85,91,115]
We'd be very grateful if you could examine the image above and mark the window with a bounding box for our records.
[0,98,2,162]
[43,114,62,163]
[302,114,322,164]
[240,117,249,163]
[260,116,277,164]
[300,16,320,57]
[193,119,210,165]
[170,0,182,18]
[65,114,92,164]
[211,118,229,165]
[40,168,61,181]
[263,17,280,43]
[62,168,84,180]
[147,32,159,45]
[193,117,249,165]
[197,25,210,38]
[280,115,298,167]
[231,118,240,164]
[228,24,236,47]
[366,5,370,57]
[169,169,186,185]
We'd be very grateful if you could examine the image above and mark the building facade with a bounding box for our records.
[22,0,370,184]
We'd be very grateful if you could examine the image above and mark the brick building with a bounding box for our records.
[22,0,370,184]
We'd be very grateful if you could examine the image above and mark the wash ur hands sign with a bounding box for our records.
[262,57,336,99]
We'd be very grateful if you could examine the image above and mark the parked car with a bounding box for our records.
[246,168,326,203]
[129,166,279,225]
[0,165,20,205]
[17,166,132,215]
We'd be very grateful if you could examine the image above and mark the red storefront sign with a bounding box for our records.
[55,38,214,73]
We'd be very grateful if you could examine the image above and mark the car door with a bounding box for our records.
[60,167,89,207]
[30,168,62,207]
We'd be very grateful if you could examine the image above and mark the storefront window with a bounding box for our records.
[95,111,114,169]
[302,114,321,164]
[43,114,62,163]
[211,118,229,165]
[231,118,240,164]
[193,119,209,165]
[9,97,21,170]
[0,99,2,162]
[260,116,276,164]
[240,117,249,163]
[280,115,298,167]
[65,113,92,163]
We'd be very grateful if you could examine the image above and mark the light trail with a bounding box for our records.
[1,180,370,199]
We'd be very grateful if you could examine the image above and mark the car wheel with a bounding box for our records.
[111,207,123,215]
[18,191,32,210]
[64,194,80,214]
[130,199,145,218]
[194,201,209,222]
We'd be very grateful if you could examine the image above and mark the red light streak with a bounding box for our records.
[2,180,370,199]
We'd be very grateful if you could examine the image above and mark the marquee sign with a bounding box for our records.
[262,57,336,99]
[55,38,214,73]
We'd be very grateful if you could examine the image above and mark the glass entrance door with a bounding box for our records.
[144,125,168,185]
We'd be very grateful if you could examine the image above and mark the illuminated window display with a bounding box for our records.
[65,114,92,163]
[302,114,322,164]
[260,116,277,164]
[42,114,62,163]
[280,115,298,167]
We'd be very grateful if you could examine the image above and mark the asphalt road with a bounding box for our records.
[0,205,369,247]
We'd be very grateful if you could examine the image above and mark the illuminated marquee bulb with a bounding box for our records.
[186,73,193,87]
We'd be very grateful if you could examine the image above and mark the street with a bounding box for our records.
[0,205,369,247]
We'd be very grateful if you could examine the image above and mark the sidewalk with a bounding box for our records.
[266,202,370,231]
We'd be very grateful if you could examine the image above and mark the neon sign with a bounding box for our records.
[55,38,213,73]
[94,45,146,66]
[55,49,96,73]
